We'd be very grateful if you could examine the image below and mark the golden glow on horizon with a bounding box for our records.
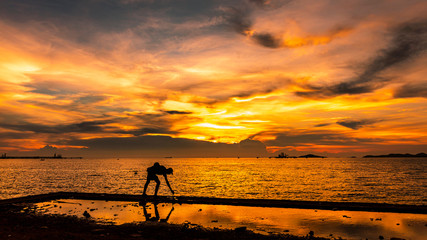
[4,63,41,72]
[195,123,246,130]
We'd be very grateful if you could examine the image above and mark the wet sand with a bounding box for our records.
[0,203,326,240]
[1,192,426,239]
[31,199,427,239]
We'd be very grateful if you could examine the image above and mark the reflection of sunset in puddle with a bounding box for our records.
[35,199,427,240]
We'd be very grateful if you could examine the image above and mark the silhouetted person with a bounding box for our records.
[142,162,174,196]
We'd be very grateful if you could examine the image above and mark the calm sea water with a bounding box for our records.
[0,157,425,205]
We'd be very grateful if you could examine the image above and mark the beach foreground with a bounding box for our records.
[0,203,326,240]
[1,193,426,239]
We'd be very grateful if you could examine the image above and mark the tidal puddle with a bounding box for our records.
[34,199,427,240]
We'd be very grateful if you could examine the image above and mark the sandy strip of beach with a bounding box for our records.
[1,192,425,214]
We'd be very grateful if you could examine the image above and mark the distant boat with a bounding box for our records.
[275,152,287,158]
[275,152,297,158]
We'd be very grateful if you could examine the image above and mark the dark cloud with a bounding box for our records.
[222,6,285,49]
[131,112,170,123]
[0,131,29,140]
[239,138,266,150]
[0,120,114,134]
[23,79,80,96]
[123,127,176,136]
[223,2,351,49]
[164,110,193,115]
[296,20,427,98]
[77,95,108,104]
[0,116,176,137]
[394,83,427,98]
[125,112,190,135]
[59,135,268,157]
[336,119,377,130]
[248,0,292,8]
[223,6,253,35]
[252,33,282,48]
[0,0,223,50]
[265,132,343,146]
[0,0,136,37]
[263,131,382,149]
[249,0,270,7]
[229,85,279,99]
[314,123,332,127]
[367,20,427,77]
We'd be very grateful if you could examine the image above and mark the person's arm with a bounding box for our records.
[163,175,174,194]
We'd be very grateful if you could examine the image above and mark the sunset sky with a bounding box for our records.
[1,0,426,157]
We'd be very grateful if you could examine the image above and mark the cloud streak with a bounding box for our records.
[223,4,352,49]
[0,120,114,134]
[394,83,427,98]
[296,19,427,98]
[336,119,378,130]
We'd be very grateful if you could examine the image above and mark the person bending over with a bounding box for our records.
[142,162,174,196]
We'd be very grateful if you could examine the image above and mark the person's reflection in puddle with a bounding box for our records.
[141,202,174,222]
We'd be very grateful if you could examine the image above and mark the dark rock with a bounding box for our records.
[83,211,91,218]
[363,152,427,158]
[234,226,247,232]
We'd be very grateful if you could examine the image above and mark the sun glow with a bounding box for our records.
[195,123,246,130]
[4,63,41,72]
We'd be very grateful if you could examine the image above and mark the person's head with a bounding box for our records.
[166,167,173,175]
[153,162,160,167]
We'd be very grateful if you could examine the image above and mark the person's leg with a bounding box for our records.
[142,180,150,195]
[143,176,152,195]
[154,177,161,196]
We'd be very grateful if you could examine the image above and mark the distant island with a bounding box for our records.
[363,152,427,158]
[0,153,82,159]
[274,152,327,158]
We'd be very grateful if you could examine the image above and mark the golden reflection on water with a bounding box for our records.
[35,199,427,240]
